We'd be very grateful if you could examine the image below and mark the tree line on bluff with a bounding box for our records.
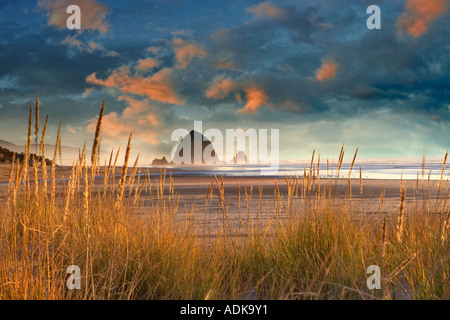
[0,146,53,166]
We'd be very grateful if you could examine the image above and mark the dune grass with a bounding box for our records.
[0,97,448,300]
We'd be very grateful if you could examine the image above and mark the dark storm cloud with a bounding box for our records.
[0,0,448,160]
[0,21,121,113]
[199,0,450,121]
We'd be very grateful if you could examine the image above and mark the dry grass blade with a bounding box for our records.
[397,183,407,243]
[337,143,345,177]
[381,214,387,258]
[386,253,417,282]
[26,102,32,159]
[91,98,105,166]
[348,147,358,199]
[117,132,132,207]
[441,209,450,245]
[128,154,140,197]
[6,152,16,207]
[23,103,33,195]
[35,89,39,154]
[359,164,363,195]
[50,122,61,208]
[437,151,448,201]
[39,114,49,197]
[103,148,114,195]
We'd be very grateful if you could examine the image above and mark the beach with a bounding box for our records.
[0,160,448,299]
[1,163,446,234]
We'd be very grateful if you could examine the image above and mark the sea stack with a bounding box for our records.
[172,130,218,165]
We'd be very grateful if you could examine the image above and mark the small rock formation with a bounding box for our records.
[151,156,170,166]
[233,151,248,164]
[172,130,218,165]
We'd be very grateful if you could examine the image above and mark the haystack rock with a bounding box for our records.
[233,151,248,164]
[172,130,218,165]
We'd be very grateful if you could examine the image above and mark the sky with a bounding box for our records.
[0,0,449,165]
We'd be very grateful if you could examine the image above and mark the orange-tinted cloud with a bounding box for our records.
[315,60,338,82]
[205,76,238,99]
[61,35,84,49]
[137,113,159,127]
[118,95,151,119]
[397,0,447,38]
[206,77,268,114]
[85,63,174,145]
[86,66,182,104]
[247,2,283,19]
[82,87,94,98]
[215,59,237,70]
[172,38,207,69]
[237,87,268,114]
[87,96,161,145]
[87,111,129,139]
[38,0,110,33]
[146,46,161,54]
[136,58,159,71]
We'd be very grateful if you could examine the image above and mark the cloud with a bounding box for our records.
[397,0,448,38]
[86,66,182,104]
[315,60,338,82]
[205,77,268,114]
[87,111,129,140]
[281,100,303,111]
[214,59,237,70]
[172,38,207,69]
[0,74,19,90]
[3,0,450,160]
[246,2,283,19]
[237,87,268,114]
[61,35,118,56]
[205,76,238,99]
[118,95,159,125]
[38,0,110,33]
[82,87,94,98]
[87,96,161,145]
[136,58,159,71]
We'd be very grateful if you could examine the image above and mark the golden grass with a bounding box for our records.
[0,98,448,300]
[35,90,39,155]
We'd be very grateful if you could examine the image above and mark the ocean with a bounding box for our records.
[150,161,449,180]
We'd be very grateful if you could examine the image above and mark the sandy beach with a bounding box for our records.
[1,163,445,233]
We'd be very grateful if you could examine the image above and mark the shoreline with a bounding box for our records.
[1,163,447,184]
